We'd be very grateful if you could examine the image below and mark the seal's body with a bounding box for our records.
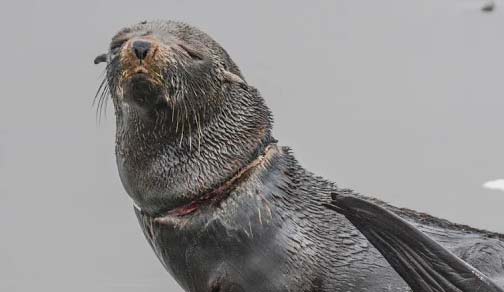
[95,21,504,291]
[134,147,504,291]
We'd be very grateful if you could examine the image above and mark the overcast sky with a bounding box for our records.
[1,1,503,291]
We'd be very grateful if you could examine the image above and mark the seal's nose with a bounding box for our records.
[132,40,151,60]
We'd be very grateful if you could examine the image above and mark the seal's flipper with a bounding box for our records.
[324,194,504,292]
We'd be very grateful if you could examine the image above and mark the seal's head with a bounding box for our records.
[94,21,273,215]
[95,20,245,120]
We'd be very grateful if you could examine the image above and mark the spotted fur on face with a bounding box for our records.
[94,20,273,215]
[95,20,246,130]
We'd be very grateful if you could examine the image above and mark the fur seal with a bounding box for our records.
[94,20,504,291]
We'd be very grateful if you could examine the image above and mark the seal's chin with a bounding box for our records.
[122,73,166,109]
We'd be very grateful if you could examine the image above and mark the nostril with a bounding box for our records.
[134,47,147,60]
[132,40,151,60]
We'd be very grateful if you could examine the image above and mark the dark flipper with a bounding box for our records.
[324,193,504,292]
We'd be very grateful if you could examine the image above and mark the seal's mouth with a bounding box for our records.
[120,64,167,108]
[122,73,165,107]
[117,37,170,108]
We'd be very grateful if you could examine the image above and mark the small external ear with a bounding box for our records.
[223,70,247,89]
[94,53,108,65]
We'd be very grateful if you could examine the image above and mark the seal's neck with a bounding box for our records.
[114,85,274,215]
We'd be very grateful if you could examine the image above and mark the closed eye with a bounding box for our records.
[110,39,128,55]
[178,43,204,61]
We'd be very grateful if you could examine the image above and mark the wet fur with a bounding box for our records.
[97,20,504,291]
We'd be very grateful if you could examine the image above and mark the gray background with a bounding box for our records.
[1,0,503,291]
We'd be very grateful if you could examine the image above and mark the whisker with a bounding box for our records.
[94,76,109,123]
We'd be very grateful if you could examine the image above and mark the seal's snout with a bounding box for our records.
[118,37,168,109]
[119,37,164,85]
[121,37,161,68]
[132,40,151,60]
